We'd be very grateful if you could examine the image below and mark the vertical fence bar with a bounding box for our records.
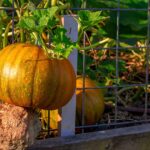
[81,32,86,133]
[59,15,78,136]
[144,0,150,119]
[11,0,15,43]
[47,110,50,136]
[114,0,120,122]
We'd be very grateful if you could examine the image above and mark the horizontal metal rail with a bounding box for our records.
[76,83,148,90]
[0,7,149,11]
[84,46,150,51]
[71,8,149,11]
[75,119,150,130]
[40,119,150,132]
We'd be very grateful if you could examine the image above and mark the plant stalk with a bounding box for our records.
[51,0,57,6]
[81,0,87,8]
[3,20,12,48]
[20,29,25,42]
[14,1,21,18]
[57,3,70,12]
[44,0,51,8]
[13,1,26,43]
[79,38,110,51]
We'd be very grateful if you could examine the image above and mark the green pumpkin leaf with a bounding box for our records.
[17,7,78,58]
[78,10,108,31]
[52,27,77,58]
[18,7,59,33]
[17,16,37,31]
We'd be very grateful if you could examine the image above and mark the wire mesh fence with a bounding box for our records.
[73,0,150,134]
[0,0,150,138]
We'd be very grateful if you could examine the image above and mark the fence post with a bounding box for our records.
[58,15,78,136]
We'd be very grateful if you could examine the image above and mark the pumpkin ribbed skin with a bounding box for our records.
[41,76,105,129]
[0,43,76,109]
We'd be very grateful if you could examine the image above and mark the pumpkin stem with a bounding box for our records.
[32,32,55,58]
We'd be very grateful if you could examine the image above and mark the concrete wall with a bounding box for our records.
[28,124,150,150]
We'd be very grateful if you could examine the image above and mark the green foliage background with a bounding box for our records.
[0,0,148,84]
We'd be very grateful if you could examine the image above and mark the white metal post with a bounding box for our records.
[58,15,78,136]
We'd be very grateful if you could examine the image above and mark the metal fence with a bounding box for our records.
[73,0,150,134]
[1,0,150,138]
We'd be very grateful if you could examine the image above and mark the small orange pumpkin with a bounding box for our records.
[76,76,105,125]
[0,43,76,109]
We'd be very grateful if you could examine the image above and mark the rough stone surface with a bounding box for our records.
[0,103,41,150]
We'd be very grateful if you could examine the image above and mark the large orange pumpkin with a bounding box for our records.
[0,43,76,109]
[41,76,105,129]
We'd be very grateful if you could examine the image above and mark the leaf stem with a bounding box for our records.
[78,29,84,42]
[57,3,70,13]
[81,0,87,8]
[3,20,12,48]
[78,38,110,51]
[51,0,57,6]
[20,29,25,42]
[44,0,51,8]
[14,1,21,18]
[13,1,26,43]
